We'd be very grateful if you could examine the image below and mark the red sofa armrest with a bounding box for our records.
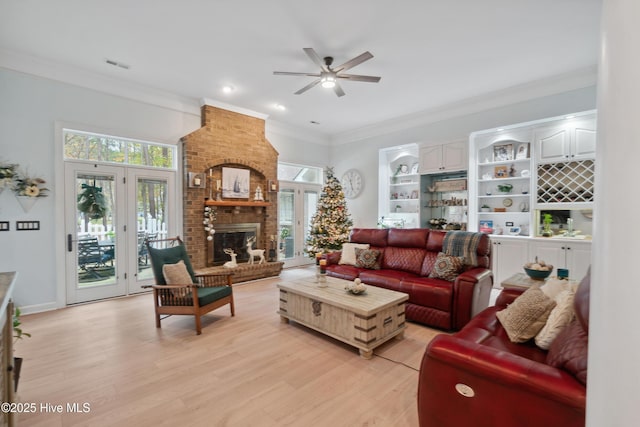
[325,251,341,265]
[451,267,493,330]
[418,334,586,427]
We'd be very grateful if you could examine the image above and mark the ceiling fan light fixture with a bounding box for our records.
[321,75,336,88]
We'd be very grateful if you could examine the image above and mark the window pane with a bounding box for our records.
[63,129,175,170]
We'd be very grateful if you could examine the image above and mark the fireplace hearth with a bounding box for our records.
[209,223,261,266]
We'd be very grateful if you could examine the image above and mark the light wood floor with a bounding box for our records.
[16,266,443,427]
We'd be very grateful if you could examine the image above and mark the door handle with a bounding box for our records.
[68,234,73,252]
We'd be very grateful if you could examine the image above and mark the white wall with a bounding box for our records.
[0,68,329,312]
[330,86,597,228]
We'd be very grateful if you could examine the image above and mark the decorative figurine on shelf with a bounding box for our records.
[246,236,265,264]
[223,248,238,268]
[254,185,264,201]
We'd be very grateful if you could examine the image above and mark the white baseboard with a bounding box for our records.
[18,302,59,315]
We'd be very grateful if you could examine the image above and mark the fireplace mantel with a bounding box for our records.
[204,200,271,207]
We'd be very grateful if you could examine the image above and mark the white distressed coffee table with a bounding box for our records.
[277,275,409,359]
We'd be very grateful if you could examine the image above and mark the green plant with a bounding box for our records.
[481,204,490,209]
[543,213,553,225]
[13,307,31,343]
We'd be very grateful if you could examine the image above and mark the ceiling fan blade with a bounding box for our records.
[333,51,374,73]
[274,71,321,77]
[337,74,381,83]
[294,79,321,95]
[333,82,346,97]
[303,48,329,72]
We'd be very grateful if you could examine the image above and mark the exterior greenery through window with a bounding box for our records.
[63,129,176,169]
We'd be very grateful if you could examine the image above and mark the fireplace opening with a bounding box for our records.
[208,223,262,266]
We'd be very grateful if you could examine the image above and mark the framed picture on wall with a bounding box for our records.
[515,143,530,159]
[222,167,250,199]
[493,143,514,162]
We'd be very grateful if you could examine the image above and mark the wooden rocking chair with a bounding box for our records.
[144,236,234,335]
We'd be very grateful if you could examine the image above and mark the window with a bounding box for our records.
[277,162,323,184]
[63,129,176,169]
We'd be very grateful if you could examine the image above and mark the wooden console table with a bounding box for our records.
[0,272,17,427]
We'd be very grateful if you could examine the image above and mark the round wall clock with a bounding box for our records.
[341,169,364,199]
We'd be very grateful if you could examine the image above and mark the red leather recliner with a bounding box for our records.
[417,269,590,427]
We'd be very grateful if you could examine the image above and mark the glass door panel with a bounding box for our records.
[65,164,126,303]
[129,170,173,293]
[278,184,320,267]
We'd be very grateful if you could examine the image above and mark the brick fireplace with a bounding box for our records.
[181,105,279,270]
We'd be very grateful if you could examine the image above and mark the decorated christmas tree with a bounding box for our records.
[306,167,353,257]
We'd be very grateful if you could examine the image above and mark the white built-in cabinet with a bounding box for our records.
[490,236,530,287]
[535,118,597,163]
[528,239,591,282]
[419,140,467,174]
[490,236,591,287]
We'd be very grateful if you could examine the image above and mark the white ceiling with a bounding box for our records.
[0,0,602,140]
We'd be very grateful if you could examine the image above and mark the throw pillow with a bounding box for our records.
[541,278,578,300]
[496,286,557,343]
[162,260,193,285]
[354,247,382,269]
[547,319,588,385]
[428,252,465,281]
[535,288,576,350]
[339,243,370,266]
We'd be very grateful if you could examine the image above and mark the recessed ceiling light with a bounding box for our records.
[222,85,235,94]
[274,103,286,111]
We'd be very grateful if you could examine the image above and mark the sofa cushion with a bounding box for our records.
[325,264,361,281]
[428,252,465,281]
[400,277,453,312]
[547,319,588,385]
[354,247,382,269]
[388,228,429,248]
[496,286,557,343]
[535,288,576,350]
[339,243,370,265]
[426,230,446,252]
[359,269,413,292]
[349,228,389,247]
[381,246,427,275]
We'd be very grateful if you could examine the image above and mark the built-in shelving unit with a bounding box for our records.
[379,144,420,228]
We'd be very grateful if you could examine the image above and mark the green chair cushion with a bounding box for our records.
[196,285,232,306]
[148,244,197,285]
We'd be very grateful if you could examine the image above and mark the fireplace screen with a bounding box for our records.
[208,223,261,266]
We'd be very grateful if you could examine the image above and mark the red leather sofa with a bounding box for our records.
[417,269,590,427]
[325,228,493,331]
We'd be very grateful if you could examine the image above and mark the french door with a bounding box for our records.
[278,183,320,268]
[64,161,175,304]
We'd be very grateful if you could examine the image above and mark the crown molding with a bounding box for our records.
[0,47,201,115]
[329,66,598,145]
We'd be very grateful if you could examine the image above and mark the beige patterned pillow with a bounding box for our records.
[162,260,193,285]
[428,252,465,281]
[496,286,557,343]
[535,289,576,350]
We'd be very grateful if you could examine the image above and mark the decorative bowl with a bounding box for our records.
[524,267,552,281]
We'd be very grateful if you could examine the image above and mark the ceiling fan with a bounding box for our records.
[274,48,381,97]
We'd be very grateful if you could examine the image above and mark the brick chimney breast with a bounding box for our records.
[182,105,279,268]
